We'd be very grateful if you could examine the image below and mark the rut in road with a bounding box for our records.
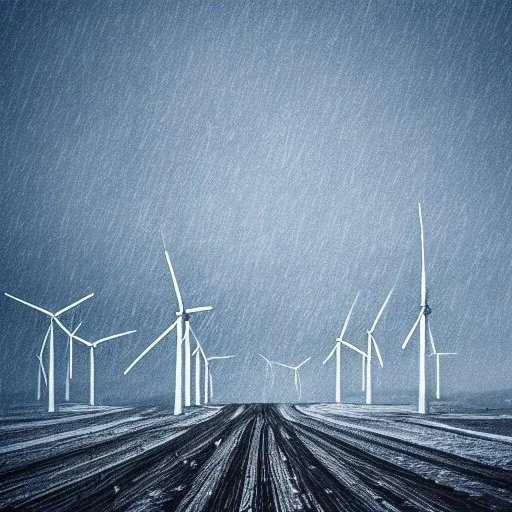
[4,404,512,512]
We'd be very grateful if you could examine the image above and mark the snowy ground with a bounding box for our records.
[1,403,511,511]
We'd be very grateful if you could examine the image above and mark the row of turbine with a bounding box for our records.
[5,236,234,414]
[4,291,136,412]
[323,203,455,413]
[259,204,456,412]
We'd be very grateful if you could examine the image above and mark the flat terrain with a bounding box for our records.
[1,403,512,511]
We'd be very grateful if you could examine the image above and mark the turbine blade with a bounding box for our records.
[192,346,199,356]
[294,370,299,398]
[341,340,367,358]
[369,288,394,333]
[36,355,48,386]
[323,344,338,365]
[438,352,457,356]
[401,309,423,349]
[4,293,52,317]
[94,330,136,346]
[371,334,384,367]
[428,322,437,354]
[207,355,235,361]
[273,361,295,369]
[259,354,271,364]
[39,325,51,358]
[55,293,94,317]
[339,292,360,340]
[295,357,311,369]
[124,321,177,374]
[165,250,183,313]
[72,322,82,336]
[184,306,213,314]
[53,317,75,338]
[71,334,93,346]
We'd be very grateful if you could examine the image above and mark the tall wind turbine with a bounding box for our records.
[273,358,311,401]
[346,288,393,405]
[323,293,360,403]
[124,246,211,415]
[428,324,456,400]
[401,203,431,414]
[64,322,82,402]
[5,292,94,412]
[63,328,136,406]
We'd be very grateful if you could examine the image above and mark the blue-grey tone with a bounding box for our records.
[0,0,510,406]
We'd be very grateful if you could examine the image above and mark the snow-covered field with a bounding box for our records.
[1,403,511,511]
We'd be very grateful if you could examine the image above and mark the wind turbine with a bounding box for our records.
[273,358,311,401]
[61,327,136,406]
[323,293,360,403]
[428,324,456,400]
[345,288,393,405]
[64,322,82,402]
[204,354,235,404]
[401,203,431,414]
[5,292,94,412]
[124,245,212,415]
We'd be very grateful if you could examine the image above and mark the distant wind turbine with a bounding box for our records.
[273,358,311,401]
[401,203,431,414]
[428,324,456,400]
[61,327,136,406]
[323,293,360,403]
[5,292,94,412]
[344,289,393,405]
[203,354,235,404]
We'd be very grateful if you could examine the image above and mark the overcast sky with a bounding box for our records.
[0,0,511,406]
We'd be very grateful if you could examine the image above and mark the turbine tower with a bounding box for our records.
[64,328,136,406]
[64,322,82,402]
[124,245,211,415]
[323,293,360,403]
[5,292,94,412]
[273,358,311,401]
[401,203,431,414]
[428,324,456,400]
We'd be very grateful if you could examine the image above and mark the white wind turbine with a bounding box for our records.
[344,288,393,405]
[323,293,360,403]
[64,322,82,402]
[401,203,431,414]
[273,358,311,401]
[124,246,212,415]
[60,326,136,406]
[201,353,235,404]
[428,324,456,400]
[5,292,94,412]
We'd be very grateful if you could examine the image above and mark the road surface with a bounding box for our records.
[1,404,511,511]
